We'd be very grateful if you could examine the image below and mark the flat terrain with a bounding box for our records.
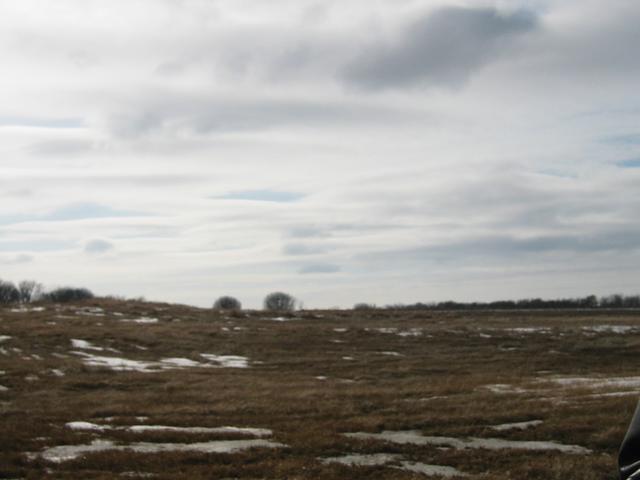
[1,300,638,479]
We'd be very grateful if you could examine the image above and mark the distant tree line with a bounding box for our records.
[376,294,640,311]
[0,279,94,305]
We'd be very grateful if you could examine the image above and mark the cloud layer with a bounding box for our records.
[1,0,639,307]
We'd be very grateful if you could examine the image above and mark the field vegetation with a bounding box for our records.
[0,299,637,479]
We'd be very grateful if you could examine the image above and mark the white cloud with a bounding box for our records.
[0,0,638,307]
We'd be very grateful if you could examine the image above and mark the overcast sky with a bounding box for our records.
[1,0,639,308]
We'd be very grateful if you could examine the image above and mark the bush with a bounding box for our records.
[263,291,296,312]
[213,296,242,310]
[45,287,94,303]
[354,303,376,310]
[0,280,19,304]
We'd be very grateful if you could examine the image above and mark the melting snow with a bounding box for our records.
[396,461,467,477]
[65,421,272,437]
[51,369,65,377]
[333,328,348,333]
[547,376,640,389]
[582,325,637,334]
[484,384,528,394]
[121,317,159,324]
[322,453,401,466]
[10,306,45,313]
[71,339,104,351]
[200,354,249,368]
[490,420,543,431]
[72,351,250,372]
[344,430,590,454]
[38,439,285,462]
[0,385,8,392]
[0,335,11,343]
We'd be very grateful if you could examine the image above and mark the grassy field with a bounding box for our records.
[1,299,638,479]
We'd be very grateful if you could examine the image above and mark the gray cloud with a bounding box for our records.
[84,239,114,254]
[298,263,341,274]
[343,6,537,89]
[0,254,33,265]
[107,95,425,137]
[283,243,330,255]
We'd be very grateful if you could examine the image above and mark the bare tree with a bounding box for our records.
[0,280,20,304]
[18,280,43,304]
[213,296,242,311]
[263,291,296,312]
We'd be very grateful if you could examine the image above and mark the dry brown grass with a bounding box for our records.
[0,299,637,478]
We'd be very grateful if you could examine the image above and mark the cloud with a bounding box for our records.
[0,254,33,265]
[283,243,329,255]
[84,239,114,254]
[343,6,538,89]
[219,189,305,203]
[298,263,341,274]
[44,203,143,222]
[0,115,84,129]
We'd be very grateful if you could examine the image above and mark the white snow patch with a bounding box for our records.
[0,335,11,343]
[127,425,271,437]
[38,438,285,462]
[484,384,528,394]
[0,385,8,392]
[10,306,45,313]
[490,420,543,431]
[66,421,108,431]
[342,356,354,361]
[582,325,637,334]
[160,358,207,368]
[333,328,348,333]
[51,369,65,377]
[322,453,401,466]
[71,339,104,351]
[265,317,290,322]
[397,329,423,337]
[396,461,467,477]
[315,376,328,380]
[505,327,551,334]
[121,317,158,324]
[547,376,640,389]
[344,430,590,454]
[200,354,249,368]
[72,352,159,372]
[380,351,402,356]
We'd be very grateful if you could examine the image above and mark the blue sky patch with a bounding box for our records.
[617,158,640,168]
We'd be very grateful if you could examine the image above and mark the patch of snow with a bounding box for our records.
[0,347,8,355]
[315,376,328,380]
[344,430,590,454]
[66,421,108,431]
[160,358,207,368]
[10,306,45,313]
[200,354,249,368]
[0,335,11,343]
[51,369,65,377]
[547,376,640,389]
[72,352,159,372]
[265,317,290,322]
[397,329,422,337]
[582,325,637,334]
[490,420,543,431]
[587,391,638,398]
[333,328,348,333]
[478,333,492,338]
[0,385,8,392]
[396,461,467,477]
[380,351,402,356]
[505,327,551,334]
[71,339,104,351]
[121,317,158,324]
[25,375,39,382]
[38,438,286,462]
[76,308,105,317]
[484,384,528,394]
[342,356,354,361]
[322,453,401,466]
